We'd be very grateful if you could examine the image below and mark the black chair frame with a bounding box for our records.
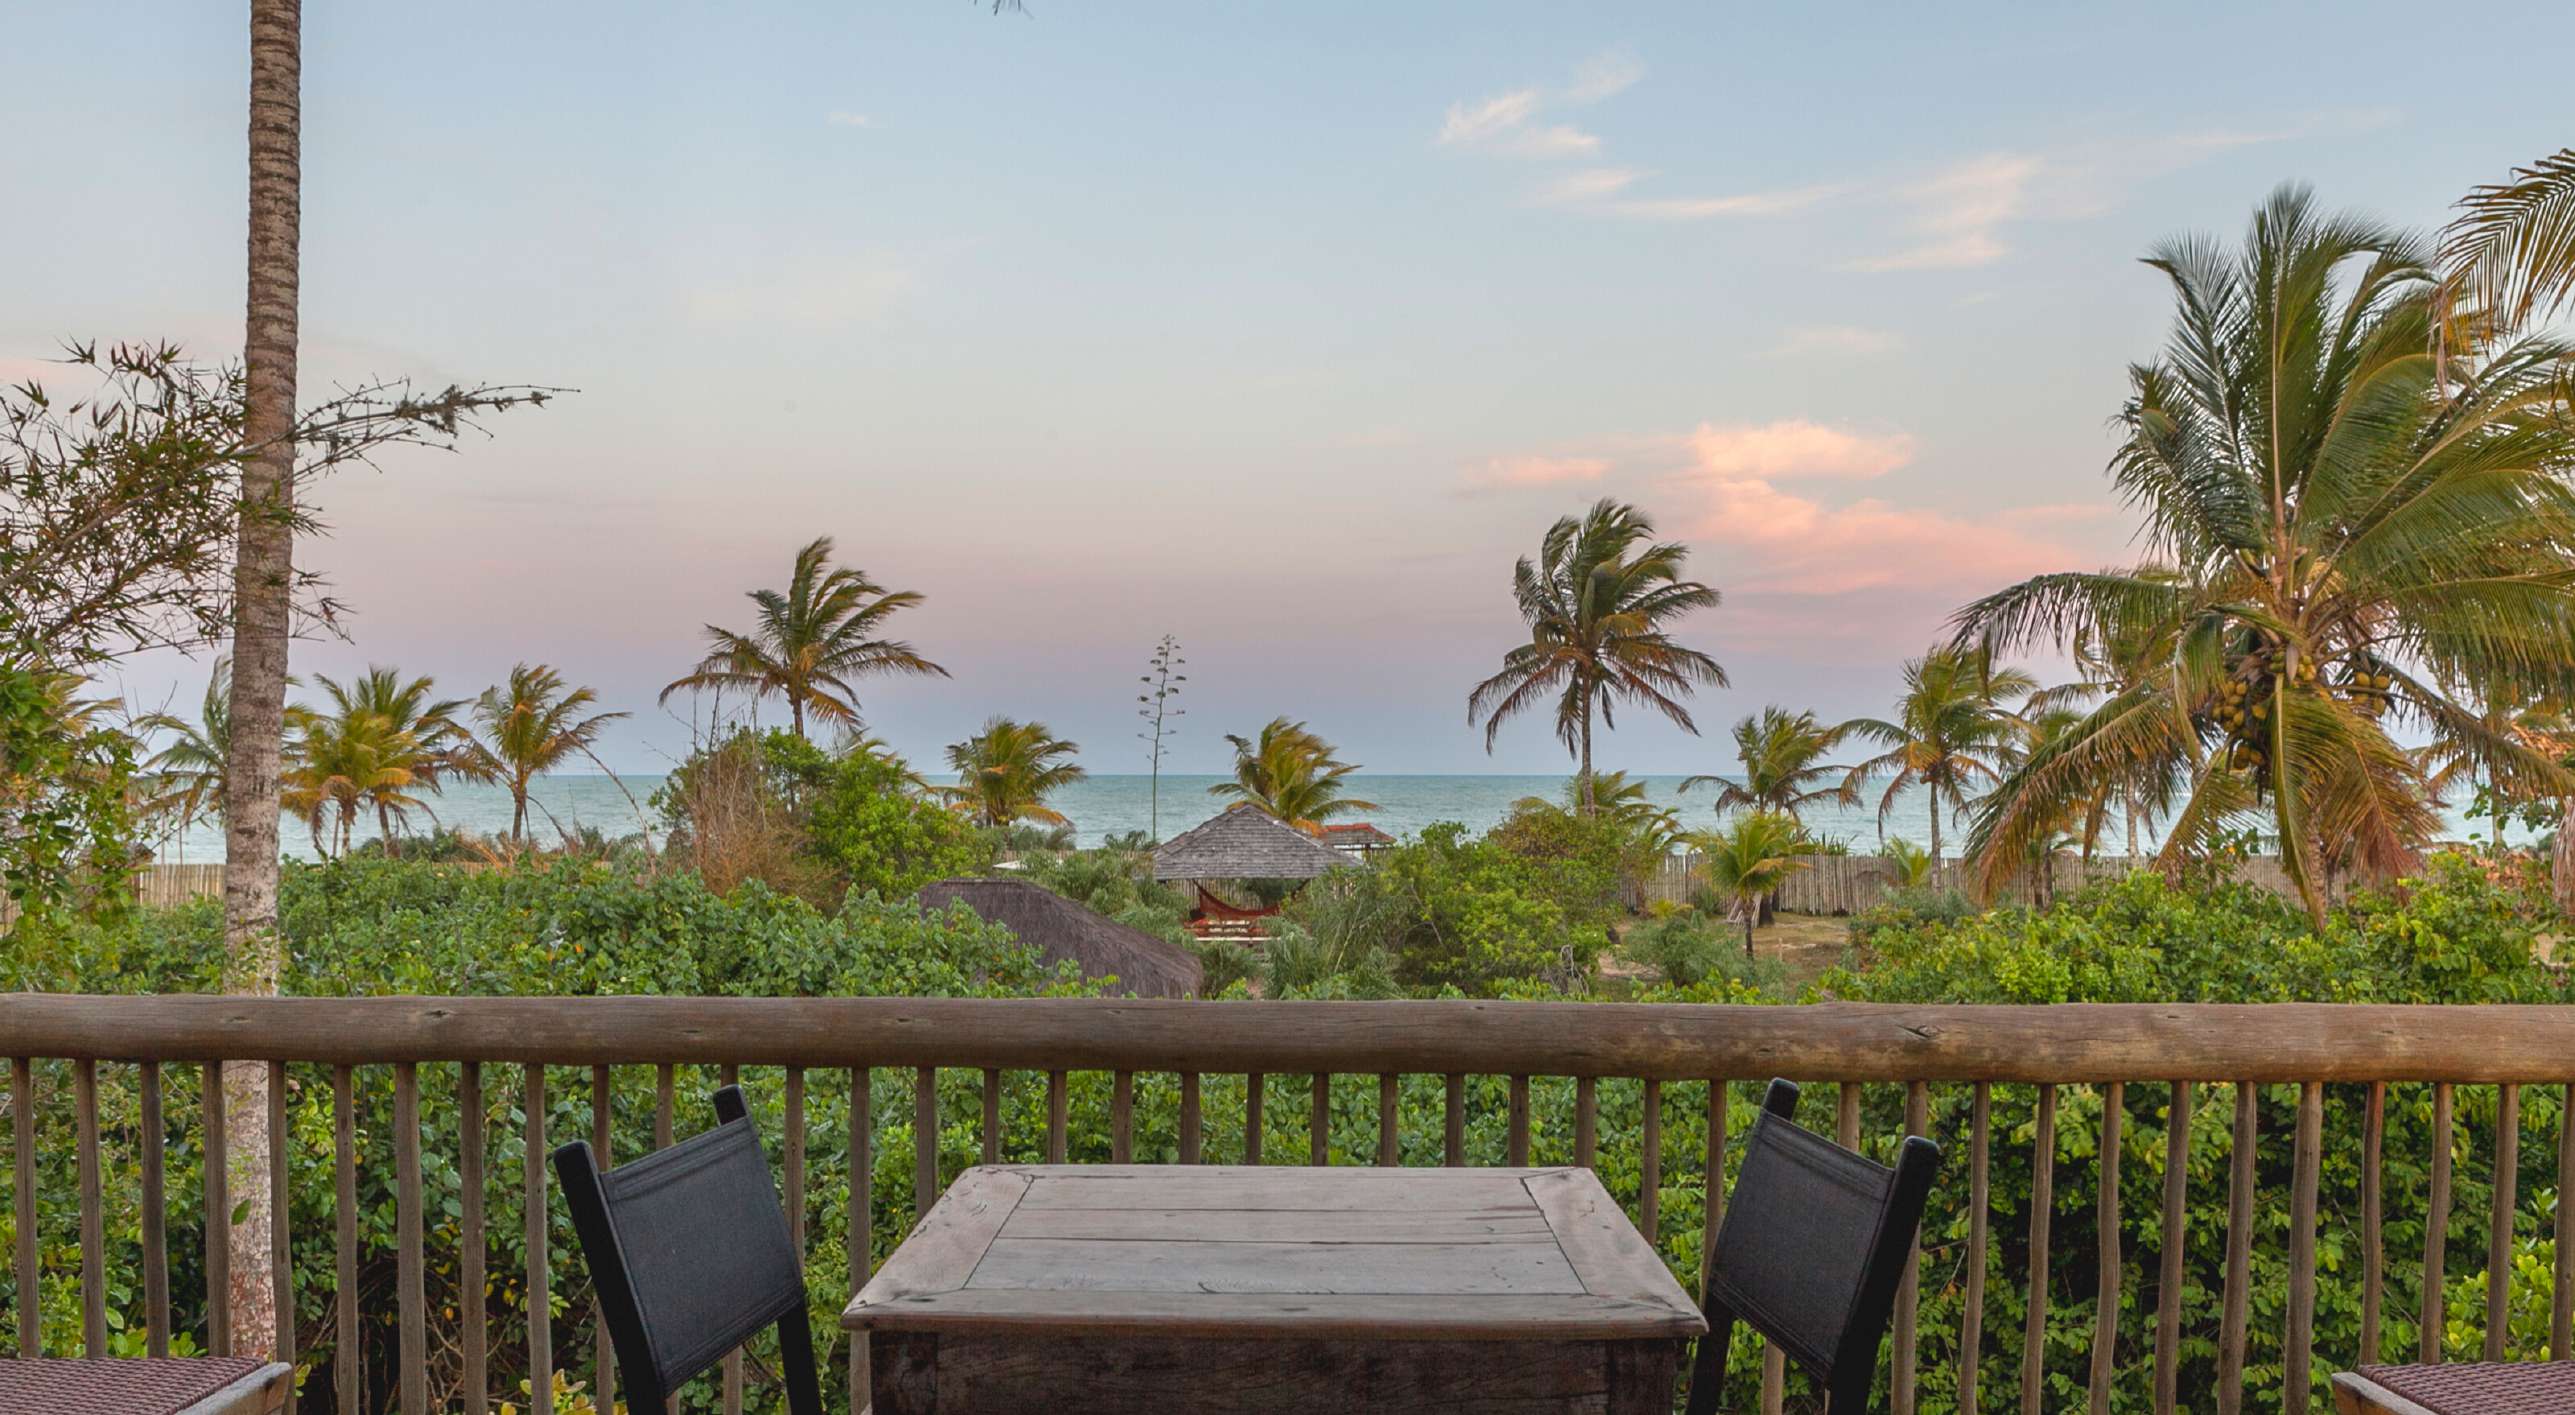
[554,1084,825,1414]
[1685,1079,1940,1415]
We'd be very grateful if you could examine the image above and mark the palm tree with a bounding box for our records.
[942,717,1087,828]
[1843,647,2035,874]
[1209,718,1377,832]
[660,536,948,738]
[1696,812,1809,958]
[1468,499,1727,814]
[453,664,629,844]
[1955,187,2575,924]
[135,655,296,859]
[284,667,468,856]
[2442,148,2575,338]
[1680,707,1856,823]
[1881,837,1935,889]
[216,0,304,1353]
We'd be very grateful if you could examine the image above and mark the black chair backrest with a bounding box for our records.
[1686,1079,1940,1415]
[553,1085,823,1414]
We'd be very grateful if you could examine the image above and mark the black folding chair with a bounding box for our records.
[1685,1079,1941,1415]
[553,1084,824,1414]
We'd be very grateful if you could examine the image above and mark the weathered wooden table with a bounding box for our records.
[0,1357,291,1414]
[2333,1361,2575,1413]
[845,1164,1705,1414]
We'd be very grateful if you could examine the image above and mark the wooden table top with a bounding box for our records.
[844,1165,1707,1344]
[2333,1362,2575,1414]
[0,1358,291,1415]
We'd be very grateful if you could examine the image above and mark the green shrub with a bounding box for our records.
[1620,911,1731,986]
[655,729,983,905]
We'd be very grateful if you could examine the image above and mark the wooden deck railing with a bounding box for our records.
[5,996,2575,1414]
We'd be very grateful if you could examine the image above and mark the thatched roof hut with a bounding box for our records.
[1151,807,1355,882]
[919,878,1203,998]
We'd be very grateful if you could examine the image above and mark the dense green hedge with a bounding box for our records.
[3,854,2565,1412]
[1824,858,2574,1412]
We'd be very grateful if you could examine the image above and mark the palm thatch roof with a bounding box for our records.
[1152,807,1355,882]
[919,878,1203,998]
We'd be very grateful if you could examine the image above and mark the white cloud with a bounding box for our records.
[1776,325,1904,356]
[1687,420,1916,480]
[1564,50,1644,104]
[1438,90,1542,147]
[1608,183,1846,221]
[1846,154,2037,272]
[1532,168,1645,205]
[825,110,875,129]
[1497,124,1600,159]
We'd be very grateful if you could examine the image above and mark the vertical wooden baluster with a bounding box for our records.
[1179,1073,1201,1165]
[1044,1072,1067,1164]
[1507,1076,1530,1167]
[1443,1075,1465,1168]
[522,1065,551,1415]
[2090,1083,2124,1415]
[1377,1074,1399,1167]
[74,1060,104,1357]
[784,1066,808,1258]
[2556,1081,2575,1362]
[1837,1081,1861,1150]
[1961,1084,1990,1415]
[1244,1073,1265,1166]
[1310,1075,1330,1166]
[982,1069,1003,1166]
[1702,1081,1729,1295]
[916,1067,941,1213]
[10,1057,32,1357]
[849,1067,871,1409]
[142,1061,170,1359]
[723,1064,743,1415]
[654,1064,674,1150]
[1640,1080,1662,1244]
[2154,1080,2191,1414]
[2362,1082,2384,1366]
[335,1068,359,1413]
[264,1061,294,1414]
[2020,1084,2055,1415]
[459,1062,486,1415]
[1575,1077,1598,1169]
[2487,1083,2520,1363]
[2285,1081,2322,1413]
[2218,1082,2257,1414]
[397,1063,427,1414]
[2422,1082,2454,1364]
[204,1059,231,1357]
[1110,1071,1133,1166]
[591,1066,613,1407]
[1894,1081,1927,1415]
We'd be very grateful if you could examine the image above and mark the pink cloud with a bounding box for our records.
[1684,473,2078,598]
[1464,454,1613,490]
[1686,419,1915,480]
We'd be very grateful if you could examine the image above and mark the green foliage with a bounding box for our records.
[4,857,1080,1411]
[1824,857,2570,1410]
[1373,822,1601,992]
[655,729,982,905]
[0,667,137,933]
[1620,910,1730,986]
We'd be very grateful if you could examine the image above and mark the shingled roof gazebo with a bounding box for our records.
[1151,807,1357,942]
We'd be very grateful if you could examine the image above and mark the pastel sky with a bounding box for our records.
[9,2,2569,775]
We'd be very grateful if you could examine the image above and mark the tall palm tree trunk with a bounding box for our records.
[1576,695,1596,816]
[2555,796,2574,917]
[1927,802,1944,886]
[214,0,301,1358]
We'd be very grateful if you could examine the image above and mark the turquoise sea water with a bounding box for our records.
[151,772,2513,863]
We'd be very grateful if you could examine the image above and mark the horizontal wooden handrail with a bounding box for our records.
[7,995,2575,1082]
